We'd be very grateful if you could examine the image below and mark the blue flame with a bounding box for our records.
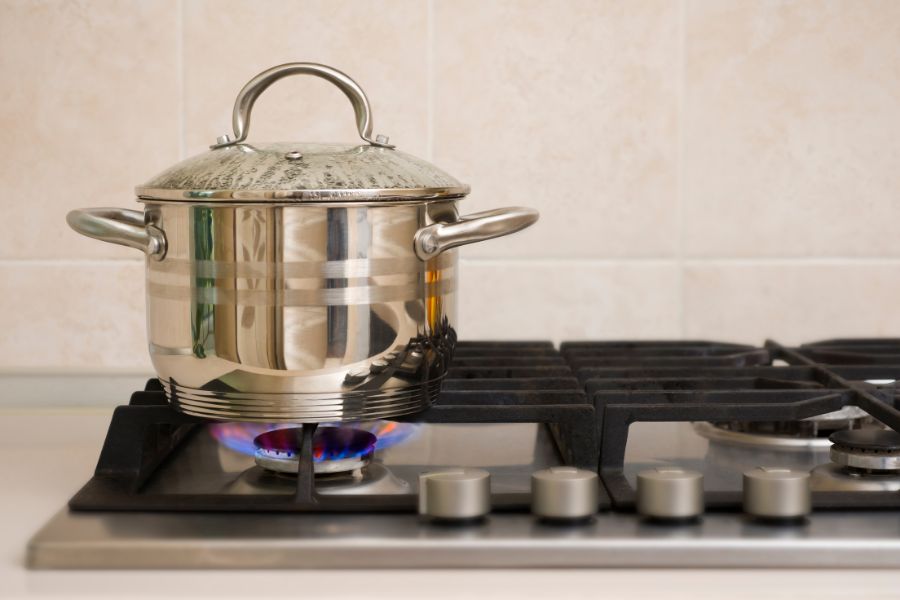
[210,421,420,462]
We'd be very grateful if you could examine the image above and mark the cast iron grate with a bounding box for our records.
[793,338,900,366]
[69,341,599,513]
[561,339,900,511]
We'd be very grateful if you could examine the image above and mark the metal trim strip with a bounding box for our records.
[147,278,457,306]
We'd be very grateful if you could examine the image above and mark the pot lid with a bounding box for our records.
[136,142,468,202]
[135,63,469,203]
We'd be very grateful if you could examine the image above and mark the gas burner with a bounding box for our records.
[235,462,412,495]
[809,429,900,492]
[694,406,874,450]
[253,427,377,475]
[809,462,900,492]
[829,429,900,472]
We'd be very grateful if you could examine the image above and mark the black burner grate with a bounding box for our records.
[561,339,900,511]
[69,338,900,515]
[563,340,771,368]
[795,338,900,365]
[69,341,599,513]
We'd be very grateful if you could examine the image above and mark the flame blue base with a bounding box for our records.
[210,421,420,462]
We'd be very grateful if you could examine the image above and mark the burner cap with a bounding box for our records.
[829,429,900,452]
[829,429,900,472]
[253,427,377,475]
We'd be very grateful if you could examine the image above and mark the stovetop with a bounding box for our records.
[27,338,900,569]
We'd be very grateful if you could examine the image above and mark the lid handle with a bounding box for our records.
[210,62,394,150]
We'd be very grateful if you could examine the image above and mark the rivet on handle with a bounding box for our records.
[413,207,539,261]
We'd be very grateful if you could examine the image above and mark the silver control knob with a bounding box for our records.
[743,467,811,520]
[418,468,490,521]
[636,467,704,520]
[531,467,599,520]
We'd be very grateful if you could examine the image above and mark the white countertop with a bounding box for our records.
[2,405,900,598]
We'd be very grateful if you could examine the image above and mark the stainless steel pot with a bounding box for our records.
[67,63,538,423]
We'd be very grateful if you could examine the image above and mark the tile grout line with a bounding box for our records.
[458,257,900,267]
[0,259,145,267]
[7,257,900,267]
[677,0,688,339]
[177,0,186,160]
[426,0,435,161]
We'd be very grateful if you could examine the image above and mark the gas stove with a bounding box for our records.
[27,339,900,569]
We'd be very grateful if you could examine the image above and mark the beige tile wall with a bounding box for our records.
[1,0,899,370]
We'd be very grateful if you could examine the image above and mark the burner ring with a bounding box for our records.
[692,421,831,449]
[253,427,377,475]
[829,429,900,472]
[692,406,874,450]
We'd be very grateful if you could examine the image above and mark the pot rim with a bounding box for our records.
[135,196,465,209]
[135,185,470,203]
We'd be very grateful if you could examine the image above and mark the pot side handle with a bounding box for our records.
[414,207,539,261]
[66,208,167,260]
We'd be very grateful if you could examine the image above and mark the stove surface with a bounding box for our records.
[29,496,900,569]
[27,339,900,569]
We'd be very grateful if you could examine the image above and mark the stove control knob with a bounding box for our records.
[636,467,704,521]
[531,467,599,521]
[743,467,811,520]
[418,468,490,521]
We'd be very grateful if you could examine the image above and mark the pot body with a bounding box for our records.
[143,200,458,422]
[66,64,539,423]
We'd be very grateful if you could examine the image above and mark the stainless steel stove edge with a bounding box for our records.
[27,509,900,569]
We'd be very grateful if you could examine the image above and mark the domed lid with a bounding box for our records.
[135,63,469,203]
[136,142,467,202]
